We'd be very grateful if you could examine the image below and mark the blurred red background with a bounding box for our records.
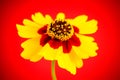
[0,0,119,80]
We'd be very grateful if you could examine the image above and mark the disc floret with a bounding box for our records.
[47,20,74,41]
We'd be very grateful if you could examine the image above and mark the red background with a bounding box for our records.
[0,0,120,80]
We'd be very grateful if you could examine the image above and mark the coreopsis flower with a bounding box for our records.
[16,12,98,75]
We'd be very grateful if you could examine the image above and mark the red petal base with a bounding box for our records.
[73,26,79,33]
[62,40,72,53]
[40,34,51,46]
[38,25,47,34]
[49,39,62,49]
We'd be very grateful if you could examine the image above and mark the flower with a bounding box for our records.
[16,12,98,74]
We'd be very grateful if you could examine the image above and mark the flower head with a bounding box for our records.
[16,12,98,74]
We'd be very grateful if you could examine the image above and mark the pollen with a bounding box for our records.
[47,20,74,41]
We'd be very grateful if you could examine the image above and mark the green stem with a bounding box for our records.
[51,60,57,80]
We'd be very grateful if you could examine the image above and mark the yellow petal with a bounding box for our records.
[80,19,98,34]
[31,12,51,26]
[57,53,76,75]
[23,19,40,28]
[73,34,98,59]
[21,37,43,62]
[72,15,88,23]
[56,12,65,20]
[69,49,83,68]
[56,47,76,74]
[71,15,98,34]
[16,23,40,38]
[45,14,53,24]
[38,43,57,60]
[30,54,43,62]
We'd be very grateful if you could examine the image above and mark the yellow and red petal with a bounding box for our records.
[39,43,58,60]
[61,34,80,53]
[69,34,81,46]
[56,47,83,74]
[38,25,47,34]
[40,34,51,46]
[20,37,43,62]
[73,34,98,59]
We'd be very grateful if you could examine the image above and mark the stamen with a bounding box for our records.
[47,20,74,41]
